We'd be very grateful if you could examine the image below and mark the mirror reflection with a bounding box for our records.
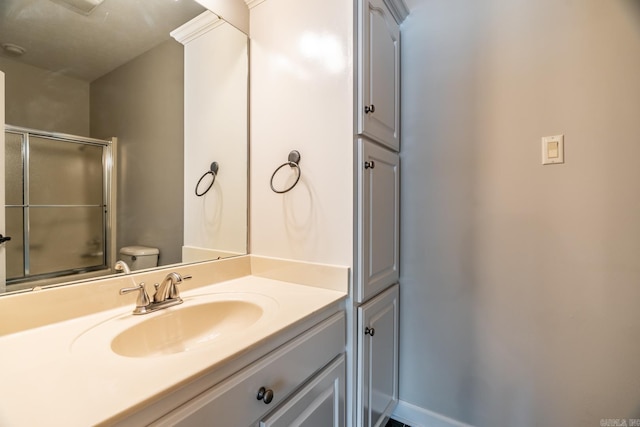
[0,0,249,294]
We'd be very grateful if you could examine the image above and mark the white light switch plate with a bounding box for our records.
[542,135,564,165]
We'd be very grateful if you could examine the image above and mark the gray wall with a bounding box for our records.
[90,40,184,266]
[0,57,89,135]
[400,1,640,426]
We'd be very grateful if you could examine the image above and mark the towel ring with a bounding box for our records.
[270,150,301,194]
[195,162,219,197]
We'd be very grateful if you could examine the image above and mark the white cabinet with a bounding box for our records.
[151,313,345,427]
[357,0,401,151]
[354,1,404,424]
[259,354,345,427]
[357,284,399,427]
[355,0,402,300]
[356,139,400,304]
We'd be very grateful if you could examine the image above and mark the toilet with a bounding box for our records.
[119,246,159,271]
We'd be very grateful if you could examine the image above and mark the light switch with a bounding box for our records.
[542,135,564,165]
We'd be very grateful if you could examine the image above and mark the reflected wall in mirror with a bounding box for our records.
[0,0,249,294]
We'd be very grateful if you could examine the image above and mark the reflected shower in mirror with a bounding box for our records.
[5,128,110,287]
[0,0,249,294]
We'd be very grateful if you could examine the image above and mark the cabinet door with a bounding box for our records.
[357,284,399,427]
[356,139,399,304]
[259,354,345,427]
[358,0,400,151]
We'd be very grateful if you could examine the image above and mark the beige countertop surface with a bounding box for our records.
[0,268,347,426]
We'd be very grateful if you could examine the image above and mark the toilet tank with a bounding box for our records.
[119,246,159,271]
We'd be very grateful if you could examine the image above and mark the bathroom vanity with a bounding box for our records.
[0,0,410,425]
[0,256,348,426]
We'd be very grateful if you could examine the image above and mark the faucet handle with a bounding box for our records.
[119,283,151,315]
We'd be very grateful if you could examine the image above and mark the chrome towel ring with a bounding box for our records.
[195,162,219,197]
[270,150,301,194]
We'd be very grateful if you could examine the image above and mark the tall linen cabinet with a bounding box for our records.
[355,0,404,426]
[249,0,408,426]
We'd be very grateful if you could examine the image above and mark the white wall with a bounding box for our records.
[182,19,248,257]
[194,0,249,34]
[400,0,640,426]
[249,0,354,266]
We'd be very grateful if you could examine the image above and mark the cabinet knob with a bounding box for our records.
[364,104,376,114]
[257,386,274,404]
[365,327,375,336]
[364,160,375,169]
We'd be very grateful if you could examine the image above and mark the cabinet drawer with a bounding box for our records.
[151,312,346,427]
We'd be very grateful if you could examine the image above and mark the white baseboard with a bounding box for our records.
[391,400,475,427]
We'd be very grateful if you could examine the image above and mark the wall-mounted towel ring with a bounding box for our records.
[270,150,301,194]
[195,162,219,196]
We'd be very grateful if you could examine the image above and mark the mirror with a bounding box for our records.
[0,0,249,295]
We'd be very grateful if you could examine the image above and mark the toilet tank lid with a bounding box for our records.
[120,246,160,256]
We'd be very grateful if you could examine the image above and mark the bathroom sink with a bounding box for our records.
[112,300,264,357]
[71,292,278,358]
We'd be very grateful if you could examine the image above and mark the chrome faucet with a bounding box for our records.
[153,272,190,303]
[119,272,192,315]
[114,260,131,275]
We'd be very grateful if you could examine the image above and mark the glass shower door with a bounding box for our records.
[4,128,111,285]
[5,132,24,281]
[29,136,105,276]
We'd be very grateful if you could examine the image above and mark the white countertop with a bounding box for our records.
[0,275,346,426]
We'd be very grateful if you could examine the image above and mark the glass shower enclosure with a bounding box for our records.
[4,126,114,288]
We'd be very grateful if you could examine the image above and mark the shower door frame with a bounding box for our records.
[5,125,115,286]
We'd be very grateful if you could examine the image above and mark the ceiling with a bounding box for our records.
[0,0,205,82]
